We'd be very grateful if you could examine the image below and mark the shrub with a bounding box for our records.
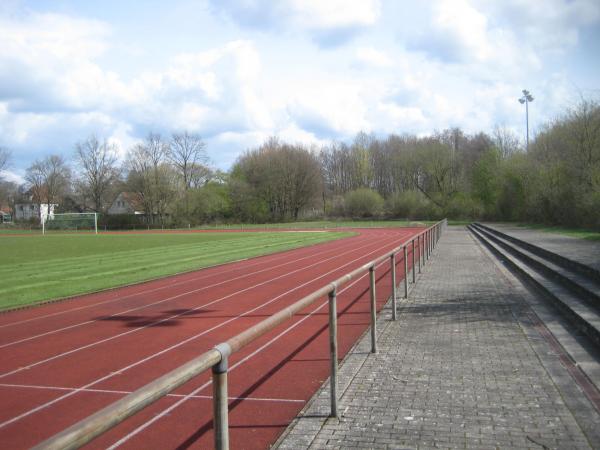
[578,191,600,230]
[443,194,484,220]
[385,191,429,219]
[344,188,384,218]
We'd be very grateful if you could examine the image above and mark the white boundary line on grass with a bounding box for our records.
[0,233,403,430]
[109,258,389,449]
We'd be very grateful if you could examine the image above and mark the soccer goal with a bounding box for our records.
[42,212,98,234]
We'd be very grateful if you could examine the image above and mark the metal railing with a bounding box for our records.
[34,219,447,450]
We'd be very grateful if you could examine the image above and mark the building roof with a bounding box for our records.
[116,192,145,212]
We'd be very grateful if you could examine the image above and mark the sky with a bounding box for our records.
[1,0,599,182]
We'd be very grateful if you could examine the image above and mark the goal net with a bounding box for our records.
[43,212,98,234]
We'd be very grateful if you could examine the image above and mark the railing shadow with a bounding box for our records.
[173,269,392,449]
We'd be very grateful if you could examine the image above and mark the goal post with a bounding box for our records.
[42,212,98,235]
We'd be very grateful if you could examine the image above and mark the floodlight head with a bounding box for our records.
[519,98,525,104]
[522,89,529,95]
[527,95,534,102]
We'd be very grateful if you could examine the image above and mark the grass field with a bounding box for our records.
[0,231,353,311]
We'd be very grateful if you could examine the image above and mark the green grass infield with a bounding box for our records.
[0,230,353,311]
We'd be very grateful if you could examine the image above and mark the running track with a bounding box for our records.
[0,227,424,449]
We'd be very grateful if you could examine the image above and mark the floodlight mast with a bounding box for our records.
[518,89,534,151]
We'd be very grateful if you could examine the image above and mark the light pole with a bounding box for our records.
[518,89,534,151]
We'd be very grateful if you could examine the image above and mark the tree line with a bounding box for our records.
[0,98,598,229]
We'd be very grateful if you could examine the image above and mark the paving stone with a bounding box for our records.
[275,227,599,449]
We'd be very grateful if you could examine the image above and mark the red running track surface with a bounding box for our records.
[0,227,424,449]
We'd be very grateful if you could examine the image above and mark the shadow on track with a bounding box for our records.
[173,268,392,450]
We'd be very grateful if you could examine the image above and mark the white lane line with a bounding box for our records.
[0,234,401,430]
[0,235,383,378]
[0,383,304,404]
[108,257,389,449]
[0,235,369,349]
[0,233,359,330]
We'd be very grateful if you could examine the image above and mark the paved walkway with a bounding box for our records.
[276,227,600,449]
[485,223,600,271]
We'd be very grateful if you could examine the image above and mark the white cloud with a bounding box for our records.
[0,1,598,175]
[209,0,381,46]
[404,0,599,77]
[287,82,371,138]
[0,12,273,161]
[286,0,381,30]
[0,12,132,113]
[354,47,393,68]
[132,40,272,135]
[0,169,24,184]
[480,0,600,53]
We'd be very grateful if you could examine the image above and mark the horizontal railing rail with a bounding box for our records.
[34,219,447,450]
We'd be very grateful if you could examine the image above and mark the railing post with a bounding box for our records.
[427,230,430,257]
[328,288,338,417]
[412,239,416,283]
[212,344,231,450]
[390,254,397,321]
[369,265,377,353]
[418,236,422,273]
[403,246,408,299]
[431,228,433,253]
[429,229,431,257]
[427,230,431,259]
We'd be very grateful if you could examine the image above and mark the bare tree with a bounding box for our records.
[25,155,71,219]
[169,132,207,190]
[492,125,521,159]
[414,140,454,207]
[232,139,322,221]
[0,147,11,176]
[74,135,120,212]
[126,133,174,224]
[168,131,208,218]
[0,180,18,214]
[566,99,600,188]
[188,164,213,188]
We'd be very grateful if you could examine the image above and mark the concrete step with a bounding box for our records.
[471,223,600,311]
[469,224,600,348]
[474,222,600,285]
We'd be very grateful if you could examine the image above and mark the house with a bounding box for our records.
[14,202,57,222]
[108,192,145,215]
[0,206,12,223]
[13,187,59,222]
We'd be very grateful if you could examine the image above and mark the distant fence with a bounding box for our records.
[34,219,447,450]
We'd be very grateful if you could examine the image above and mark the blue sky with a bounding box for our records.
[1,0,599,182]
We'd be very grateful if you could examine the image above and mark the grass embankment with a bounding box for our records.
[0,231,352,310]
[519,224,600,241]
